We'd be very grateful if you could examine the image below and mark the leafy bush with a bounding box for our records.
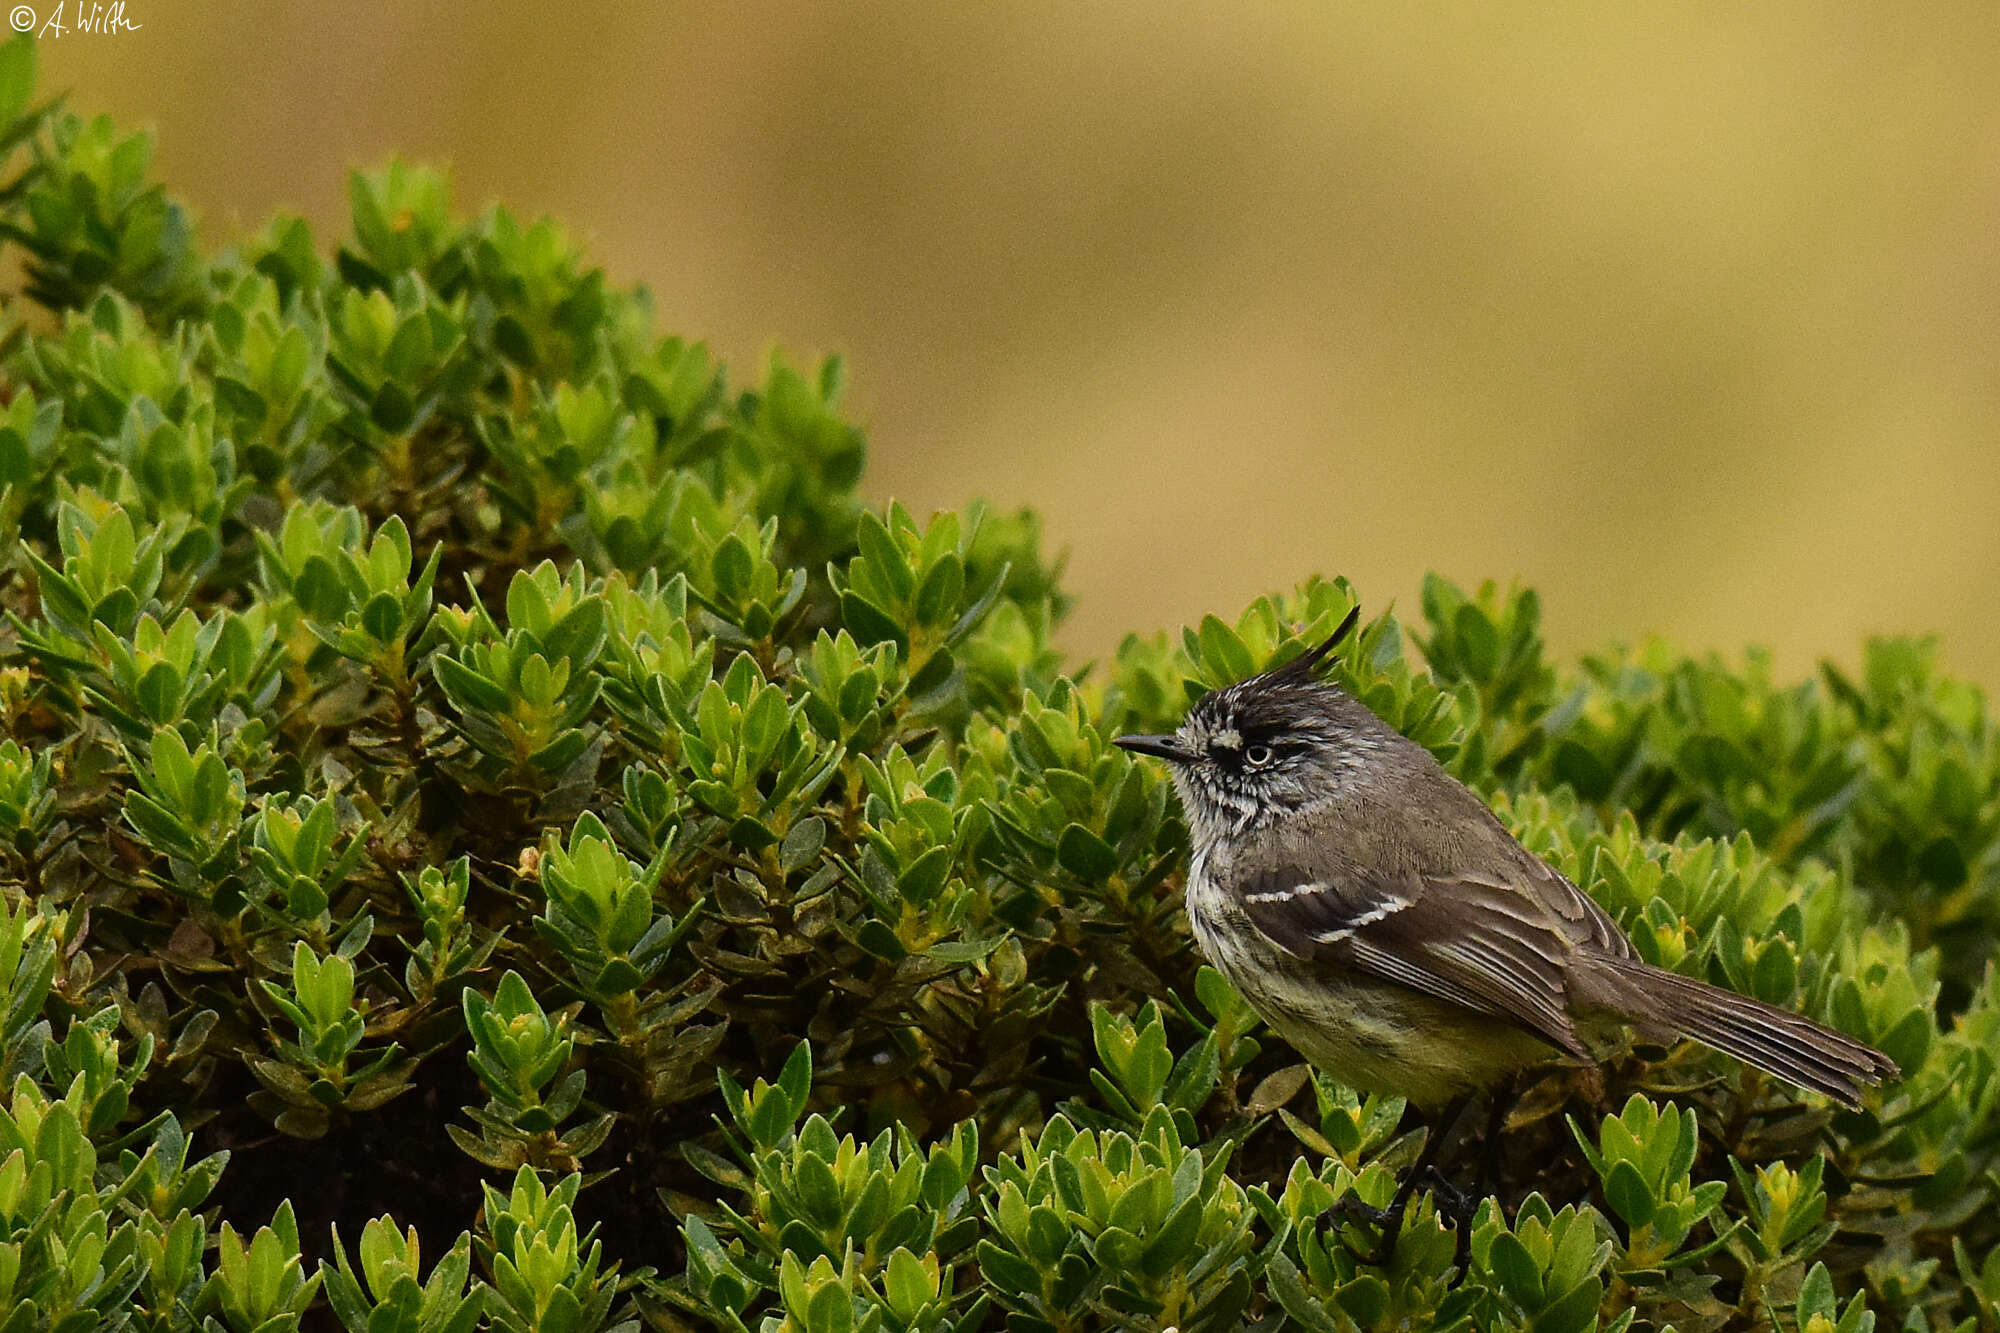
[0,33,1994,1333]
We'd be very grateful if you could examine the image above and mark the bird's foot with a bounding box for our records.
[1319,1167,1481,1276]
[1318,1190,1407,1268]
[1423,1165,1472,1221]
[1412,1165,1484,1282]
[1428,1169,1479,1286]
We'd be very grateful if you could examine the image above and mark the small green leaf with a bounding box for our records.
[779,815,826,872]
[914,553,964,627]
[1054,824,1117,882]
[370,380,416,432]
[897,845,954,905]
[883,1248,935,1321]
[857,511,915,604]
[1539,1275,1607,1333]
[777,1041,813,1117]
[711,533,755,601]
[1454,603,1499,680]
[1333,1274,1392,1326]
[839,590,905,650]
[1486,1231,1544,1304]
[856,920,907,960]
[1796,1261,1837,1321]
[1603,1159,1655,1229]
[136,661,183,723]
[1196,615,1254,681]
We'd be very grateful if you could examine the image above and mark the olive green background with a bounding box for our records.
[41,1,2000,682]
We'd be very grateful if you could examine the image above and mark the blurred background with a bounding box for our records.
[41,1,2000,683]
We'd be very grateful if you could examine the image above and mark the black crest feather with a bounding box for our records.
[1266,606,1360,684]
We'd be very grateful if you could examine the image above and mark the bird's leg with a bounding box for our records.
[1442,1078,1518,1282]
[1321,1094,1472,1267]
[1431,1161,1479,1280]
[1473,1076,1515,1203]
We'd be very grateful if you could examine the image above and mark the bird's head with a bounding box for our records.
[1115,607,1385,843]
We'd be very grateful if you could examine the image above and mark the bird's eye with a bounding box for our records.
[1244,743,1273,767]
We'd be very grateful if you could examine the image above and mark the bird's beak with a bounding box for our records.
[1114,733,1195,763]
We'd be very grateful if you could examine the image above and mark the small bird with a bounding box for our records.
[1115,609,1897,1255]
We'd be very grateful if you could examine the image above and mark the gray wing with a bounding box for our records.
[1238,856,1631,1060]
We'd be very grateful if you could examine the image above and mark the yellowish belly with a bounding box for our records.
[1186,882,1557,1108]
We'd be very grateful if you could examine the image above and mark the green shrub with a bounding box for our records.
[0,33,1994,1333]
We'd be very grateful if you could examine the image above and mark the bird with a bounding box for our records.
[1113,607,1897,1260]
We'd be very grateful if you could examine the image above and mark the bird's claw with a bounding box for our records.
[1317,1188,1408,1268]
[1429,1170,1479,1284]
[1425,1167,1473,1224]
[1316,1193,1396,1234]
[1318,1166,1481,1277]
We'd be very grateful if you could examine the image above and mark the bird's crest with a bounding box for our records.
[1263,605,1360,686]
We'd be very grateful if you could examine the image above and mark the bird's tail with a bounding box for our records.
[1592,958,1898,1109]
